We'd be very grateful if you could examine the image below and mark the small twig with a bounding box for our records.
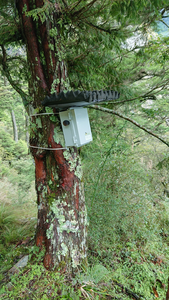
[72,0,98,17]
[69,0,83,13]
[86,21,117,34]
[160,19,169,29]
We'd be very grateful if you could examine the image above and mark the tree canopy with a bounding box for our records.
[0,0,169,95]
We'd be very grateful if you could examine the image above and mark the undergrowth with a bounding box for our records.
[1,110,169,299]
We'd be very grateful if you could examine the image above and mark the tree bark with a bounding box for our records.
[31,117,88,271]
[16,0,88,271]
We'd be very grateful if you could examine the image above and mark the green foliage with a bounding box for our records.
[80,109,169,298]
[112,242,169,299]
[0,257,83,300]
[0,204,36,275]
[76,264,111,285]
[0,208,33,248]
[0,128,27,160]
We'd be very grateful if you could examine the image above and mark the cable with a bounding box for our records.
[29,145,68,150]
[29,112,59,117]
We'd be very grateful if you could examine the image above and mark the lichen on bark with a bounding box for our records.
[31,118,88,271]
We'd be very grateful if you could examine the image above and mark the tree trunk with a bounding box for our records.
[11,109,18,143]
[31,118,88,271]
[16,0,88,271]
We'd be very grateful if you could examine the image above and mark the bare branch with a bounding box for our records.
[160,19,169,29]
[89,105,169,147]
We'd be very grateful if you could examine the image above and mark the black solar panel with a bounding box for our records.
[42,90,120,109]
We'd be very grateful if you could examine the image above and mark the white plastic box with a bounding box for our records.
[59,107,93,147]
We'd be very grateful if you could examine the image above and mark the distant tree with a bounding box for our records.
[11,110,18,142]
[0,0,168,272]
[0,77,27,142]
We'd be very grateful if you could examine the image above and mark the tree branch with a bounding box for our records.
[69,0,83,13]
[72,0,98,17]
[0,45,29,107]
[160,19,169,29]
[74,2,108,22]
[89,105,169,147]
[86,21,118,34]
[109,81,169,105]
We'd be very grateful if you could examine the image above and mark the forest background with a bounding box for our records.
[1,0,169,299]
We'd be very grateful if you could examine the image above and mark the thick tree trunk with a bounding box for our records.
[17,0,88,271]
[30,117,88,271]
